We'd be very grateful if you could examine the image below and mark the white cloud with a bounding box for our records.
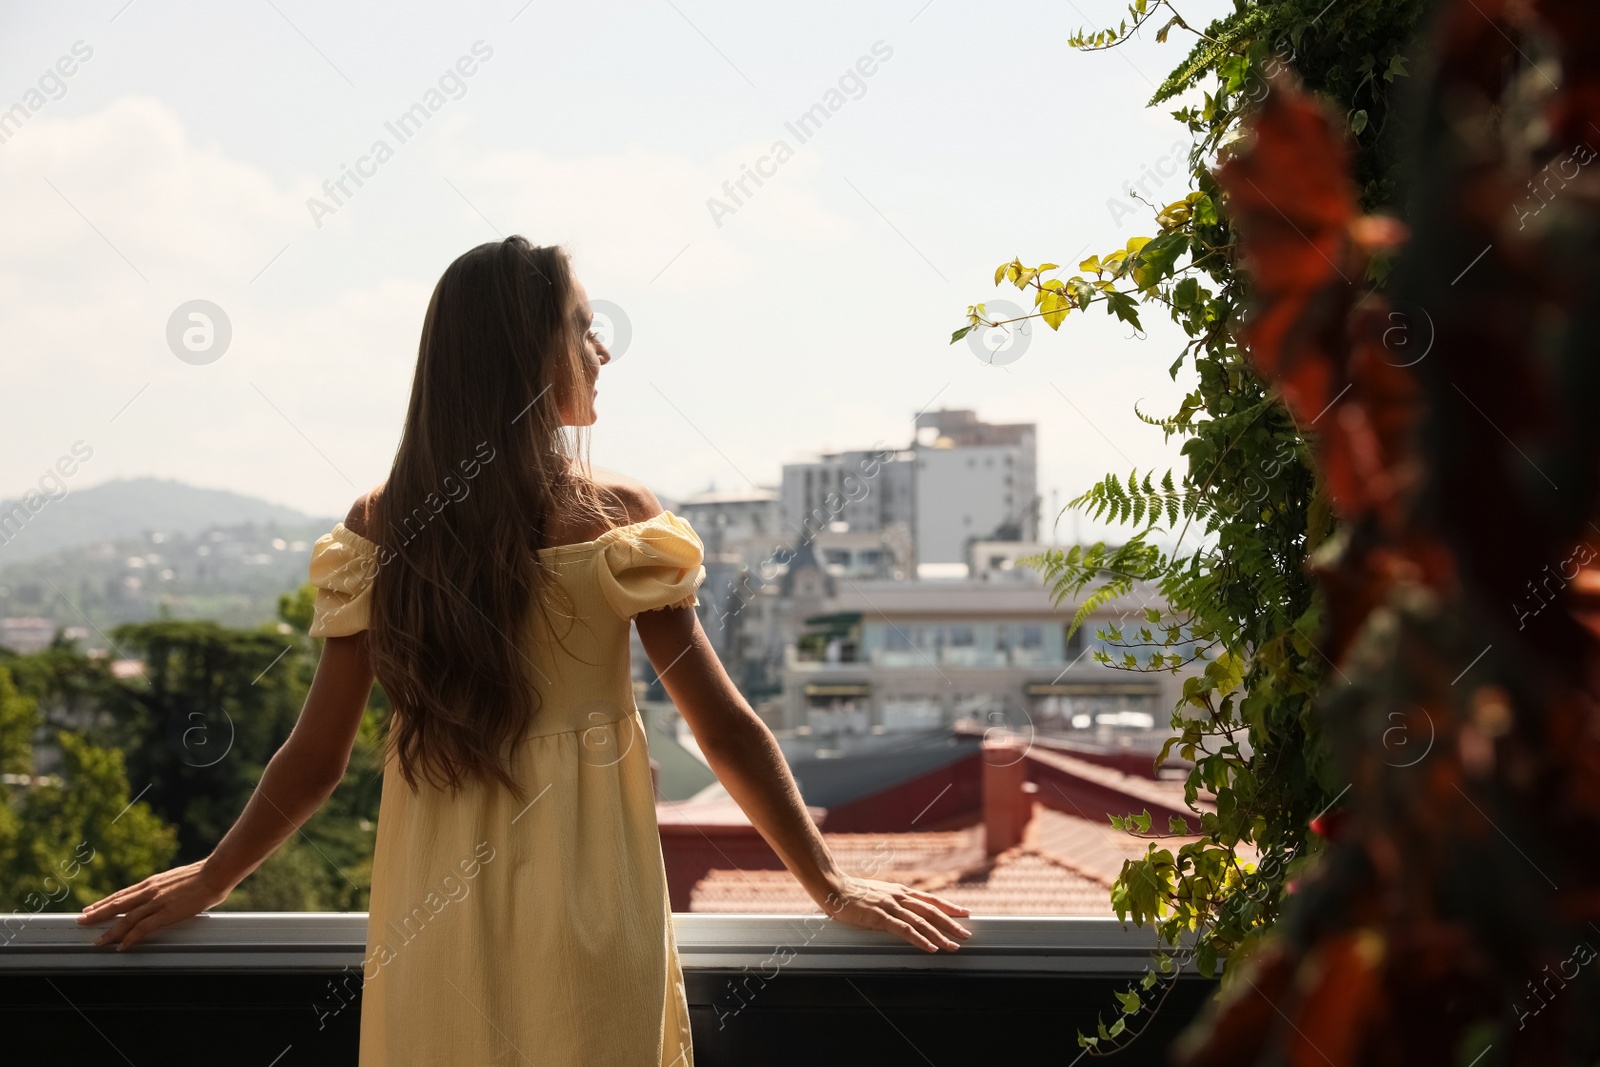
[0,95,868,515]
[452,138,853,290]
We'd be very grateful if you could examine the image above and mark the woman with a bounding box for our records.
[77,237,972,1065]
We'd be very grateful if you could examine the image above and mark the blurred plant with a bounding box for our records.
[1173,0,1600,1061]
[951,0,1430,1051]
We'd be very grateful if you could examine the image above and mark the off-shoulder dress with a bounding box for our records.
[305,510,706,1067]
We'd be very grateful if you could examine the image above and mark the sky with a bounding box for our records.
[1,0,1229,540]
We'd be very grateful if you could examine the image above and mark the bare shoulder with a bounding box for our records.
[342,487,384,540]
[588,467,663,526]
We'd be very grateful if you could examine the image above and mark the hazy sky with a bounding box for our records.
[2,0,1227,540]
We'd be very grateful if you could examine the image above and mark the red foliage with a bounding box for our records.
[1173,1,1600,1062]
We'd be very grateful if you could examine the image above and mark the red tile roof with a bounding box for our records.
[1026,805,1175,885]
[1027,747,1211,814]
[669,728,1241,916]
[914,851,1116,916]
[684,803,1185,916]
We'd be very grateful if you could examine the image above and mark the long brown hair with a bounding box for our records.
[368,237,615,796]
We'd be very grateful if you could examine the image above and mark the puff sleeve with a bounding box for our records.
[595,511,706,619]
[307,523,380,637]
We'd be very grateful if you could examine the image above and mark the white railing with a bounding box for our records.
[2,913,1185,975]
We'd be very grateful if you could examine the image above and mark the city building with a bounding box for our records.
[0,616,57,654]
[631,409,1188,763]
[775,568,1187,749]
[777,409,1040,570]
[779,447,916,548]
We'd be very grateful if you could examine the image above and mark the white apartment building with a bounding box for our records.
[779,409,1039,570]
[778,575,1197,750]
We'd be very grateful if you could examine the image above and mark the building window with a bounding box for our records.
[881,697,942,732]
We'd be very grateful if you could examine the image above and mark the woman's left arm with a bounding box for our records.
[77,631,375,949]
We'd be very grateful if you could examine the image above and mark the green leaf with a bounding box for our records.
[1132,232,1186,290]
[1105,290,1143,328]
[1115,989,1142,1014]
[1069,277,1097,310]
[1173,276,1200,309]
[950,325,974,344]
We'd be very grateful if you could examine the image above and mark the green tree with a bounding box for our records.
[1,632,114,728]
[3,587,388,916]
[100,620,307,862]
[93,595,387,911]
[276,583,316,635]
[0,666,176,918]
[0,662,36,778]
[954,0,1430,1050]
[220,839,332,911]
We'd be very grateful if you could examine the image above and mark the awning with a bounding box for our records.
[803,611,863,635]
[804,683,872,698]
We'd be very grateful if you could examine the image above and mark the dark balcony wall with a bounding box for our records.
[2,914,1216,1064]
[3,971,362,1065]
[689,969,1216,1066]
[1,968,1215,1065]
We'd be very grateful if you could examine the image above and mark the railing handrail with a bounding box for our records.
[2,913,1188,975]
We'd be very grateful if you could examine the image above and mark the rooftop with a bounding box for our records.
[688,805,1163,915]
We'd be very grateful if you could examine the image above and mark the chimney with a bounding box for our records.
[982,738,1036,856]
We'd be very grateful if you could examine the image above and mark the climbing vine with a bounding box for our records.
[951,0,1430,1051]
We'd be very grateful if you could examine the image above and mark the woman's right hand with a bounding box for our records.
[76,860,234,951]
[818,875,972,952]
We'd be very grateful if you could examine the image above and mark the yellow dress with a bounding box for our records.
[306,510,706,1067]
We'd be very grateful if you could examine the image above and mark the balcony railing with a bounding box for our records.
[3,913,1216,1065]
[789,647,1067,669]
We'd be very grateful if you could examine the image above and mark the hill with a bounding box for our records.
[0,477,325,564]
[0,478,336,643]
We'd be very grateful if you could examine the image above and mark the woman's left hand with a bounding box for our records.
[76,860,233,950]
